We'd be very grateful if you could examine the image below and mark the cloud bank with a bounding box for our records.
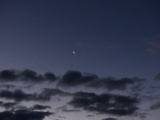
[0,69,159,120]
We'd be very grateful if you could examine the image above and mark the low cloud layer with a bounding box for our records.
[0,69,159,120]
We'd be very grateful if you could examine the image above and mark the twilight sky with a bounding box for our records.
[0,0,160,120]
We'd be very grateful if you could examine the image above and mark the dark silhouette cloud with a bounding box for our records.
[69,91,139,116]
[102,118,118,120]
[0,109,52,120]
[0,70,18,80]
[21,69,44,82]
[0,69,158,119]
[58,70,89,86]
[58,70,144,90]
[0,69,145,91]
[0,69,57,83]
[0,89,50,102]
[31,104,51,110]
[44,72,57,81]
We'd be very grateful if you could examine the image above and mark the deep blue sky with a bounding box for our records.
[0,1,160,119]
[1,0,160,79]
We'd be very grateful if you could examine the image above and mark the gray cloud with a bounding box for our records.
[0,101,17,109]
[150,101,160,110]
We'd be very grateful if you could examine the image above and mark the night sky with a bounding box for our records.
[0,0,160,120]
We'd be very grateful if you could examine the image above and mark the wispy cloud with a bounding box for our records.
[144,35,160,56]
[77,41,118,50]
[154,73,160,80]
[150,101,160,110]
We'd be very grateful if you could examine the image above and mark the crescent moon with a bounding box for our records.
[73,51,76,54]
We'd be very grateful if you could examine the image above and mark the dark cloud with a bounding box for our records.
[31,104,51,110]
[69,91,139,116]
[150,101,160,110]
[44,72,57,81]
[0,88,72,102]
[59,70,85,86]
[0,70,18,80]
[0,69,57,83]
[102,118,118,120]
[0,101,17,109]
[0,69,145,91]
[58,70,143,91]
[21,69,44,82]
[88,77,135,90]
[58,70,98,86]
[61,71,146,91]
[0,89,50,102]
[0,109,52,120]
